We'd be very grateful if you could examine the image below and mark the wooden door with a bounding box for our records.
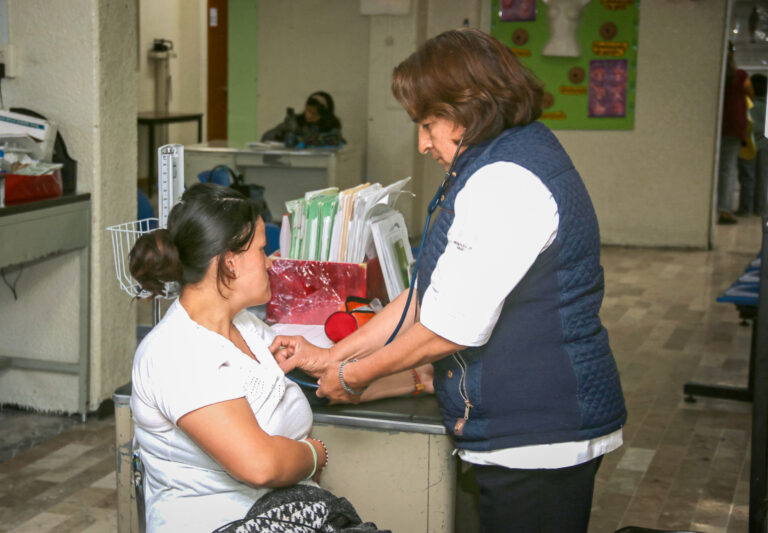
[207,0,228,140]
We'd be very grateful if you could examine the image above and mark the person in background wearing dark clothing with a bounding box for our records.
[718,43,754,225]
[736,74,767,217]
[261,91,344,147]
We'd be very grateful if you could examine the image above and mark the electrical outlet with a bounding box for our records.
[0,44,17,78]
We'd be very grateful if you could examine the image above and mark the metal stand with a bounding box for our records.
[683,308,756,403]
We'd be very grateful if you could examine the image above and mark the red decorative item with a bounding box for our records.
[267,257,387,325]
[324,311,359,342]
[323,296,377,342]
[4,170,63,205]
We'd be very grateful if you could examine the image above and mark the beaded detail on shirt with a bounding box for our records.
[243,365,284,416]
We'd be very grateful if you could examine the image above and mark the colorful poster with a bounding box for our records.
[588,59,627,117]
[490,0,639,130]
[500,0,537,21]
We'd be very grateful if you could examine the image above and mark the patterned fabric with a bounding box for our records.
[212,485,389,533]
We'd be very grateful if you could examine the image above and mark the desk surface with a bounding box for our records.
[0,193,90,217]
[186,140,346,158]
[137,111,203,124]
[312,394,446,434]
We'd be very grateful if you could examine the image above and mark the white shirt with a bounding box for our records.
[420,161,622,469]
[131,300,313,533]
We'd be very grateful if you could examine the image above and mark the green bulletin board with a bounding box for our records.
[490,0,639,130]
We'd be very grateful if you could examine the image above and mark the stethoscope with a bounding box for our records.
[385,135,465,344]
[287,136,465,390]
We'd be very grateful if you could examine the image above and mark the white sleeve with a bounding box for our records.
[419,161,559,346]
[140,342,246,425]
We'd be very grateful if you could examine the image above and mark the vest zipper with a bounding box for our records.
[452,351,473,436]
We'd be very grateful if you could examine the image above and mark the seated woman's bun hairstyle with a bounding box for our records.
[128,183,262,299]
[129,229,183,298]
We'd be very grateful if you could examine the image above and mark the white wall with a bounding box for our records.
[553,2,728,248]
[0,0,136,411]
[377,1,728,248]
[137,0,205,179]
[255,2,728,249]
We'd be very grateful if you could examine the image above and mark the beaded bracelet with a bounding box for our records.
[339,359,368,395]
[299,438,317,480]
[411,369,426,396]
[317,438,329,468]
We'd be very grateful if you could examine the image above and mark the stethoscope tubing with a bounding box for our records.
[385,136,465,345]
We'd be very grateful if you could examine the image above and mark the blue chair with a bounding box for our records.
[265,222,280,256]
[137,188,158,230]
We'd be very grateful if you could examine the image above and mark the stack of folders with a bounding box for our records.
[281,177,414,299]
[369,209,414,301]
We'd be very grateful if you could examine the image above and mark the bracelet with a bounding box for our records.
[316,438,329,468]
[411,369,426,396]
[339,359,368,395]
[299,438,317,480]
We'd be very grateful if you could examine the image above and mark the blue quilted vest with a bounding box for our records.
[418,122,626,451]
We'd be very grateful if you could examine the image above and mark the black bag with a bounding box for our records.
[213,484,390,533]
[201,165,272,223]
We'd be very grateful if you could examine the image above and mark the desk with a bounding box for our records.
[184,141,362,218]
[310,396,456,532]
[113,385,456,533]
[137,111,203,195]
[0,194,91,420]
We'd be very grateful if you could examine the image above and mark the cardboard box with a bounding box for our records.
[267,257,387,325]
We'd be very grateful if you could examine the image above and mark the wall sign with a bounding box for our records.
[491,0,639,130]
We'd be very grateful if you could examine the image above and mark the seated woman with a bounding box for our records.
[128,183,428,532]
[261,90,345,146]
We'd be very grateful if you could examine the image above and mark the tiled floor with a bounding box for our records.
[0,216,762,532]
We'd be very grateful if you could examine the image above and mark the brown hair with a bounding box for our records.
[129,183,261,298]
[392,28,543,145]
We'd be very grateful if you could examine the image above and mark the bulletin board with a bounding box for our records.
[490,0,639,130]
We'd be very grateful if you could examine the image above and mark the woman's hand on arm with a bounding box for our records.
[177,397,326,487]
[270,335,332,376]
[316,322,464,403]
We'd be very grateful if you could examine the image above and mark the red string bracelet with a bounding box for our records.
[411,369,425,396]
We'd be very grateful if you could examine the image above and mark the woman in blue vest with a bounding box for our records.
[271,28,626,532]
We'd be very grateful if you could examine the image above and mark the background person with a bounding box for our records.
[271,28,626,533]
[261,90,344,146]
[737,73,767,216]
[718,42,754,224]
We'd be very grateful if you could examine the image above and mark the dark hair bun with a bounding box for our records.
[129,229,183,298]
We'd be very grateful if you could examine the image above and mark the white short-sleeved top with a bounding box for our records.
[131,300,313,533]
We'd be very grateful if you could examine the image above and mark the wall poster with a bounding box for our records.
[490,0,639,130]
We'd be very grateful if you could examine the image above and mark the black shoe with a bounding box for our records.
[735,209,750,216]
[718,212,738,224]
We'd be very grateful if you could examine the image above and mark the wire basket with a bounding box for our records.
[106,218,179,299]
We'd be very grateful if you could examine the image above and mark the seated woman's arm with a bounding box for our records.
[177,397,327,486]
